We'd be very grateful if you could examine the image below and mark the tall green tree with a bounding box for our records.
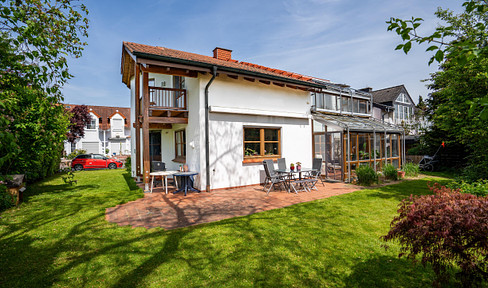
[0,0,88,181]
[387,0,488,179]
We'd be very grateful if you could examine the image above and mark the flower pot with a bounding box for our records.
[398,171,405,179]
[297,165,301,171]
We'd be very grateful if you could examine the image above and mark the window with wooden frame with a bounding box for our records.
[173,130,186,163]
[243,127,281,163]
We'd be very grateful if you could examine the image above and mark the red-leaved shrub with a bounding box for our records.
[382,183,488,287]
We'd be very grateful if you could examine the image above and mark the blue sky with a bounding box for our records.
[63,0,463,107]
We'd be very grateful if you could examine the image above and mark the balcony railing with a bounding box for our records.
[149,86,187,110]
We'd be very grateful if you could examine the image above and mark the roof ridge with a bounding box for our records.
[372,84,405,92]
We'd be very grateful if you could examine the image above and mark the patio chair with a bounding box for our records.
[306,158,325,188]
[277,158,286,170]
[262,159,277,182]
[151,161,166,187]
[263,161,286,195]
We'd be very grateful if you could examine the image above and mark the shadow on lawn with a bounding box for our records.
[365,178,454,202]
[344,255,435,288]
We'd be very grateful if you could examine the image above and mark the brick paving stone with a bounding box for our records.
[105,182,362,230]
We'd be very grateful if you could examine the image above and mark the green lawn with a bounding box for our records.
[0,169,457,287]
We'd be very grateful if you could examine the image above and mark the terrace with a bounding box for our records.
[106,181,361,229]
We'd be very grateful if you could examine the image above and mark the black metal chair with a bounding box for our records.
[307,158,325,187]
[151,161,165,172]
[263,161,286,195]
[151,161,166,187]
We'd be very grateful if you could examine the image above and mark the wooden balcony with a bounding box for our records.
[140,87,188,125]
[149,86,187,116]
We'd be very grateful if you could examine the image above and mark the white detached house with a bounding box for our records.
[121,42,405,192]
[64,105,131,156]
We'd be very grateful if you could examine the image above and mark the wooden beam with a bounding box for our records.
[141,65,198,78]
[243,77,255,82]
[148,117,188,124]
[272,82,285,87]
[142,71,150,190]
[259,79,271,85]
[137,58,210,72]
[149,123,173,129]
[227,74,238,79]
[135,64,141,177]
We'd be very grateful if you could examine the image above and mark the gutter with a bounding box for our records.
[205,66,217,192]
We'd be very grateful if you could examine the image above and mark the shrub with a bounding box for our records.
[449,180,488,197]
[125,156,131,172]
[382,183,488,287]
[355,165,378,186]
[382,164,398,181]
[61,169,77,186]
[0,179,14,212]
[402,163,420,177]
[66,149,86,160]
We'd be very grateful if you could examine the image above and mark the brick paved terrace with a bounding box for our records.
[105,181,362,230]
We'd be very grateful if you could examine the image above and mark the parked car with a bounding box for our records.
[71,154,123,171]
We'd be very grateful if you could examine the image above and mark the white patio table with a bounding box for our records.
[150,170,179,194]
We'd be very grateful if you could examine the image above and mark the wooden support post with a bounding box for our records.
[142,72,150,192]
[135,64,141,179]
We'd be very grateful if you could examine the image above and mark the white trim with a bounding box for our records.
[209,105,309,119]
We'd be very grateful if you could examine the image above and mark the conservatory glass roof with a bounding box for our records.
[313,112,404,133]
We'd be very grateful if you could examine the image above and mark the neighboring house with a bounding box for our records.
[120,42,404,191]
[64,105,131,156]
[368,85,425,134]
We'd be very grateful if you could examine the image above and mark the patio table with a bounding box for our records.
[173,171,200,196]
[275,168,317,193]
[150,170,178,194]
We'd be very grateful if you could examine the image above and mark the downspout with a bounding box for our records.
[205,66,217,192]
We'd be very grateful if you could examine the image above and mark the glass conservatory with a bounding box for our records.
[312,113,405,182]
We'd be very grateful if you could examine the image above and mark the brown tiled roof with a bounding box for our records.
[371,85,409,104]
[64,104,130,130]
[123,42,324,85]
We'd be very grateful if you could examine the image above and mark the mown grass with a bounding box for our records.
[0,169,460,287]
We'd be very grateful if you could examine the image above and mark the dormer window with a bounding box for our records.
[397,93,410,104]
[112,118,123,132]
[86,116,97,129]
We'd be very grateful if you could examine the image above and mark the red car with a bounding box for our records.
[71,154,123,171]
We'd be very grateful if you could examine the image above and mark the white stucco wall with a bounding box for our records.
[202,74,313,190]
[129,72,313,190]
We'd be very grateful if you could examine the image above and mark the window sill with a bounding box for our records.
[172,156,186,164]
[242,156,280,164]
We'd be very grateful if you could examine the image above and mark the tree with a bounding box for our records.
[0,0,88,181]
[383,183,488,287]
[0,0,89,98]
[386,1,488,179]
[66,105,91,143]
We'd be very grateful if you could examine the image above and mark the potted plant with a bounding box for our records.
[290,163,295,171]
[398,170,406,179]
[296,162,302,171]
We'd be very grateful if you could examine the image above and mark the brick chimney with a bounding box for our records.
[213,47,232,61]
